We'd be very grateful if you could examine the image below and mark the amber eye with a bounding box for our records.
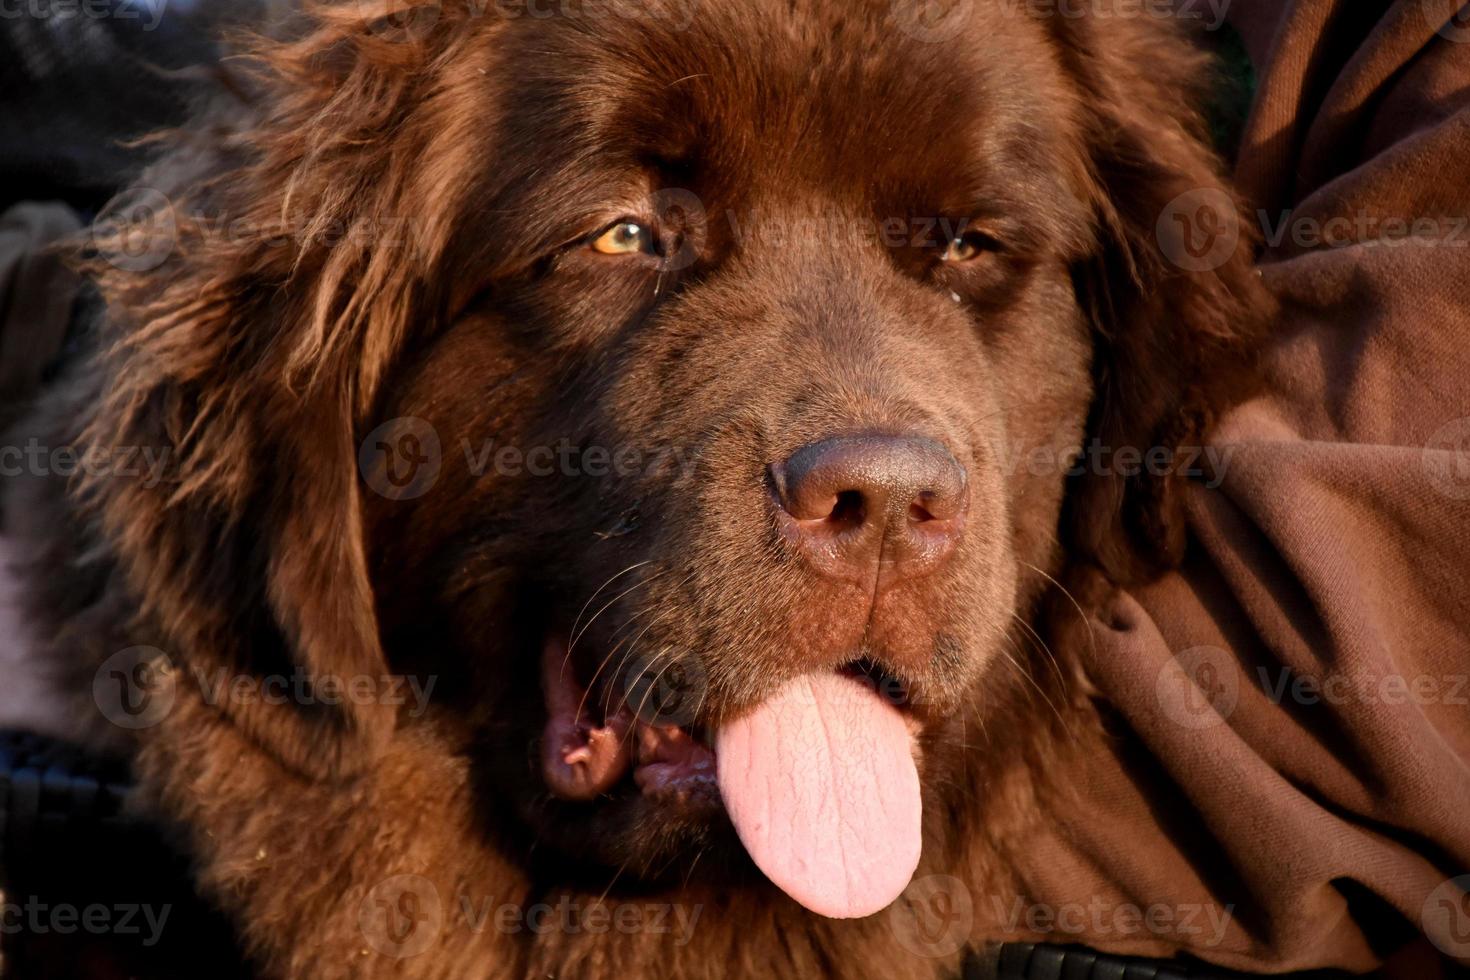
[589,220,656,256]
[940,231,1000,263]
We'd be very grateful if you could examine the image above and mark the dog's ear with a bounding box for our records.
[1045,9,1275,585]
[79,1,494,780]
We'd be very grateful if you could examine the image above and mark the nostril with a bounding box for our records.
[828,490,866,528]
[769,461,872,527]
[908,495,939,524]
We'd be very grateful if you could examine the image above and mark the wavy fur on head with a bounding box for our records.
[10,0,1271,977]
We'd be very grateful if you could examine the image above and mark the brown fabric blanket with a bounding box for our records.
[981,0,1470,971]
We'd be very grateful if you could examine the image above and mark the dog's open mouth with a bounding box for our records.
[540,631,925,919]
[539,632,720,806]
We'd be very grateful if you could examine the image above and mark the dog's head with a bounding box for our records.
[84,0,1268,917]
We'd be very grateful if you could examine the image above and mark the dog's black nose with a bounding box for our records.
[769,434,968,590]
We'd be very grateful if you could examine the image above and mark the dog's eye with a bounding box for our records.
[589,220,656,256]
[940,231,1000,263]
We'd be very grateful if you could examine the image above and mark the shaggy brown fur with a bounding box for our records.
[7,0,1272,977]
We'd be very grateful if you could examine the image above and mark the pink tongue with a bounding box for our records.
[715,673,921,919]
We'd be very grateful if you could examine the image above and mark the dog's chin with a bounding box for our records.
[547,789,746,884]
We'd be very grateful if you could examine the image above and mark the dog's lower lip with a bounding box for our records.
[634,722,718,800]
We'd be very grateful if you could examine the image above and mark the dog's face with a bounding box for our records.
[86,0,1267,921]
[361,1,1096,897]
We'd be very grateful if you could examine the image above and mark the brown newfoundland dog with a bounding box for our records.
[9,0,1272,976]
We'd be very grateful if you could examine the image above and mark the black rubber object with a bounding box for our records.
[0,728,134,874]
[987,942,1355,980]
